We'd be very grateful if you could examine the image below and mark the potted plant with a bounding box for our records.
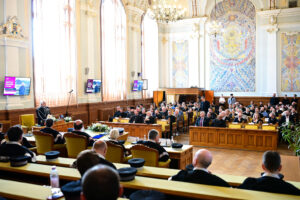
[87,123,110,133]
[281,122,300,156]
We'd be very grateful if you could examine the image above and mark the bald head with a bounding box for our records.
[92,140,107,157]
[193,149,213,169]
[82,164,121,200]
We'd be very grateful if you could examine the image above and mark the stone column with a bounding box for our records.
[126,5,144,99]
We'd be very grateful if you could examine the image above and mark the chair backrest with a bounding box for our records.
[20,114,35,129]
[229,123,242,129]
[64,133,88,158]
[130,144,159,167]
[106,141,124,163]
[117,133,128,142]
[33,131,54,154]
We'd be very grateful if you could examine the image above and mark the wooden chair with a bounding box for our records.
[106,141,132,163]
[20,114,35,133]
[64,133,88,158]
[117,133,129,142]
[130,144,171,168]
[33,131,65,155]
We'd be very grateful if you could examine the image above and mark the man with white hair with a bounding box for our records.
[170,149,230,187]
[144,111,155,124]
[36,100,51,126]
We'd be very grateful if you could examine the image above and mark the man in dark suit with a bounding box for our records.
[36,100,51,126]
[282,95,290,106]
[200,96,210,113]
[92,140,116,170]
[137,129,169,162]
[153,109,162,119]
[212,113,226,127]
[170,149,230,187]
[40,118,65,144]
[72,120,94,146]
[195,111,210,127]
[279,110,295,126]
[239,151,300,195]
[270,93,279,106]
[160,107,168,119]
[63,149,117,199]
[268,112,278,125]
[129,110,144,123]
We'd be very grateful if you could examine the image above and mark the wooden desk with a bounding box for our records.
[32,121,73,132]
[0,179,53,200]
[100,121,163,138]
[125,143,193,170]
[0,163,298,200]
[0,160,300,195]
[189,126,278,151]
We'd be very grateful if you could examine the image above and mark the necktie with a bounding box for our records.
[200,118,203,126]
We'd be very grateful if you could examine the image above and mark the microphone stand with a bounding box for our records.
[65,91,72,117]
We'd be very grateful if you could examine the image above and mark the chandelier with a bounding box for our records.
[149,0,186,23]
[208,0,222,37]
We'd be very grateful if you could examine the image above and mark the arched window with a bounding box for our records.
[32,0,77,107]
[101,0,127,101]
[141,13,159,98]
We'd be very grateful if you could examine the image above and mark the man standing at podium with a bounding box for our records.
[36,100,51,126]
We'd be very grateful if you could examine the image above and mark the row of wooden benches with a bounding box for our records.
[0,155,299,200]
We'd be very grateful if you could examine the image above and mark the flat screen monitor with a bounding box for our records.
[3,76,31,96]
[132,80,143,91]
[86,79,101,93]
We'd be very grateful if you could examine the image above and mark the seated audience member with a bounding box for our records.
[0,126,36,162]
[260,107,269,118]
[224,109,231,122]
[109,106,122,122]
[212,113,226,128]
[170,149,230,187]
[92,140,117,169]
[144,111,155,124]
[36,100,51,126]
[63,150,110,199]
[208,108,217,119]
[195,111,210,127]
[40,118,65,144]
[290,108,298,122]
[108,129,128,157]
[81,164,122,200]
[0,124,33,148]
[124,106,131,118]
[279,110,294,126]
[254,107,263,119]
[129,110,144,124]
[258,102,264,108]
[282,95,290,106]
[72,120,94,146]
[137,129,169,162]
[268,113,278,125]
[252,113,262,124]
[227,94,236,106]
[141,108,147,118]
[153,109,162,119]
[233,113,246,123]
[119,108,128,118]
[270,93,279,106]
[239,151,300,195]
[160,107,168,119]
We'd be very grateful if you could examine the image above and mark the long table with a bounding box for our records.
[100,121,163,138]
[0,163,298,200]
[189,126,278,151]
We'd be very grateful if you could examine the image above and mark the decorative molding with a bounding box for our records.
[257,7,300,18]
[80,1,98,17]
[126,6,144,26]
[0,16,25,39]
[0,37,30,48]
[265,24,279,33]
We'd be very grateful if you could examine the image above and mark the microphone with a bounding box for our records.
[68,89,73,93]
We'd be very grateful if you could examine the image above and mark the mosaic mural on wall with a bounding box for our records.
[281,32,300,92]
[172,40,189,88]
[210,0,256,92]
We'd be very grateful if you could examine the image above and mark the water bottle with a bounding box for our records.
[171,136,174,145]
[50,166,59,189]
[144,135,146,141]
